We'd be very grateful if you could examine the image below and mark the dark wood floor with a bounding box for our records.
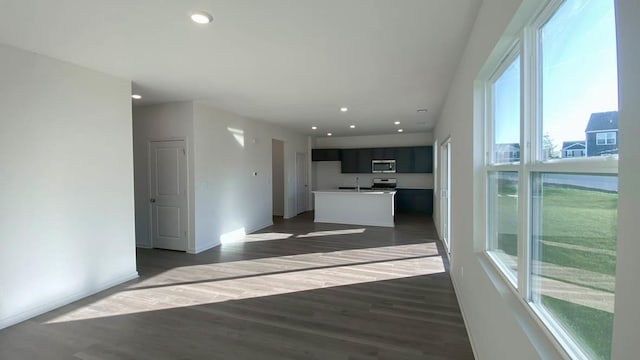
[0,213,474,359]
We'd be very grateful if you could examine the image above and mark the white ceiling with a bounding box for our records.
[0,0,481,136]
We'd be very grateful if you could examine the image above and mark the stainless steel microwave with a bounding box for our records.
[372,159,396,173]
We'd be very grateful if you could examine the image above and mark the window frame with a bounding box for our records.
[480,0,620,358]
[484,42,522,287]
[596,132,617,145]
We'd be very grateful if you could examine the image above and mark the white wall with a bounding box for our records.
[611,0,640,358]
[132,102,309,253]
[272,139,285,216]
[0,44,137,329]
[433,0,640,359]
[132,102,195,251]
[192,102,309,252]
[312,133,434,191]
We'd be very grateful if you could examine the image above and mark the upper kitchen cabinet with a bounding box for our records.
[412,146,433,173]
[341,148,373,173]
[393,146,433,173]
[340,146,433,173]
[394,147,413,173]
[370,147,396,160]
[312,149,341,161]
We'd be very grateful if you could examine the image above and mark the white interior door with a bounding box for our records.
[296,152,308,214]
[149,140,187,251]
[441,139,451,252]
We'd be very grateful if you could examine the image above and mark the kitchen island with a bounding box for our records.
[313,190,397,227]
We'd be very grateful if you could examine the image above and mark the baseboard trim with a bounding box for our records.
[0,271,139,330]
[246,221,273,234]
[191,241,220,254]
[450,271,480,360]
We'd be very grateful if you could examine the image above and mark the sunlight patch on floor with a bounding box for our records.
[296,228,366,238]
[226,232,294,243]
[129,243,440,289]
[44,244,443,324]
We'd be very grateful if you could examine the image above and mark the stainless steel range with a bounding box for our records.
[371,178,397,190]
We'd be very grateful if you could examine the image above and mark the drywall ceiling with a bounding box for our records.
[0,0,481,136]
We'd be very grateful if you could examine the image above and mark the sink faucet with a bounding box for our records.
[356,176,360,192]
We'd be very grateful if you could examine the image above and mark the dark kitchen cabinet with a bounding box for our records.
[371,147,395,160]
[340,149,357,173]
[394,147,413,173]
[341,148,374,173]
[312,148,341,161]
[412,146,433,173]
[395,189,433,215]
[394,146,433,173]
[340,146,433,173]
[357,149,373,173]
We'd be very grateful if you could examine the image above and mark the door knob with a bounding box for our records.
[150,198,156,203]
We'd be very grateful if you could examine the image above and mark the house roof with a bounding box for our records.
[585,111,618,132]
[562,141,586,150]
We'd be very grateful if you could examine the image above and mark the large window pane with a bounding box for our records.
[487,172,518,284]
[492,55,521,163]
[540,0,618,160]
[531,173,617,360]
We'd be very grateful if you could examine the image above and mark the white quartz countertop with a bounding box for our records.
[313,189,396,195]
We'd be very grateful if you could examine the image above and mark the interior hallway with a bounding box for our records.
[0,213,473,359]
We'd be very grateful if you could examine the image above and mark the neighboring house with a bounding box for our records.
[495,143,520,162]
[562,140,586,158]
[585,111,618,156]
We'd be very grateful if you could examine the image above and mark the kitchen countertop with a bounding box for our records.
[313,189,396,195]
[395,187,433,190]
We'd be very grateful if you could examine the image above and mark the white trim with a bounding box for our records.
[449,267,480,360]
[0,271,139,330]
[561,143,585,150]
[440,137,452,254]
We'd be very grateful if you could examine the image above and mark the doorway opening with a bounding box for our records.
[441,138,451,253]
[295,152,308,215]
[272,139,285,221]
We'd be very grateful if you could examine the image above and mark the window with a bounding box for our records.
[491,54,521,164]
[481,0,619,359]
[487,171,518,284]
[596,132,617,145]
[531,174,617,360]
[486,50,521,283]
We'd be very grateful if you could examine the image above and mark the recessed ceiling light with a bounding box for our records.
[327,132,333,136]
[191,11,213,24]
[398,129,404,133]
[311,126,317,130]
[350,125,356,129]
[417,108,429,113]
[340,107,348,112]
[131,94,142,100]
[394,121,400,125]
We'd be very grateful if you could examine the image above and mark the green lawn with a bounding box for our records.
[542,296,614,360]
[493,178,617,359]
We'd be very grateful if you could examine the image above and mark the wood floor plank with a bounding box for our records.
[0,213,474,359]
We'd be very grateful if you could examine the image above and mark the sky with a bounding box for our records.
[494,0,618,150]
